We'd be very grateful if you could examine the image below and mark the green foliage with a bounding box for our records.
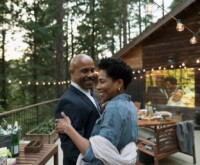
[31,119,55,134]
[169,0,184,9]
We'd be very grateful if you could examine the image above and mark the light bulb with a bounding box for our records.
[176,19,184,32]
[146,3,154,15]
[190,35,197,44]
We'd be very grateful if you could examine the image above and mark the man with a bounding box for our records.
[164,76,184,105]
[145,74,168,105]
[55,54,100,165]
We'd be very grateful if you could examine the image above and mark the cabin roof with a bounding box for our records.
[114,0,196,58]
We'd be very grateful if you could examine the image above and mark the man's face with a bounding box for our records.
[155,77,164,87]
[155,74,164,87]
[70,58,95,90]
[164,81,176,91]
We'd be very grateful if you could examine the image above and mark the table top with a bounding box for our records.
[138,118,179,127]
[16,143,58,165]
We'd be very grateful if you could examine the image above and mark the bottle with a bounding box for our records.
[11,132,19,157]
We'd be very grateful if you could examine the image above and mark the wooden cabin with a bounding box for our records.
[114,0,200,119]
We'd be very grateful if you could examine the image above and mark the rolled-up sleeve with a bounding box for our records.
[82,144,95,162]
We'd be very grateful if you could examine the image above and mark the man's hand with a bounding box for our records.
[171,90,183,102]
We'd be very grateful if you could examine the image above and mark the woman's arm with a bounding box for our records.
[55,112,90,155]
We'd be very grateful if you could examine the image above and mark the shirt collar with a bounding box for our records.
[71,81,91,95]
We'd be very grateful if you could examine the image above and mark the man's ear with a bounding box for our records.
[69,68,73,75]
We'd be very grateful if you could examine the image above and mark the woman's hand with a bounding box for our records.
[55,112,90,154]
[55,112,72,135]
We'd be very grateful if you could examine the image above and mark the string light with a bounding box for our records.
[146,0,154,15]
[7,79,69,86]
[146,0,199,44]
[190,34,198,44]
[176,19,184,32]
[7,57,200,86]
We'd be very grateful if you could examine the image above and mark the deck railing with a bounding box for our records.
[0,98,59,138]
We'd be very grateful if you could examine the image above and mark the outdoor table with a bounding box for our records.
[138,118,179,127]
[16,143,58,165]
[138,118,180,133]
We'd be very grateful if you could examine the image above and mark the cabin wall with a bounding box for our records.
[122,1,200,109]
[121,45,143,69]
[142,3,200,69]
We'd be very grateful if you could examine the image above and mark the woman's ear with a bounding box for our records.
[117,79,123,89]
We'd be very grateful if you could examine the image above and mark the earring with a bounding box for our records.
[117,87,121,92]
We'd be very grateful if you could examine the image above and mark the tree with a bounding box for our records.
[0,0,13,110]
[10,0,58,104]
[169,0,184,9]
[55,0,66,97]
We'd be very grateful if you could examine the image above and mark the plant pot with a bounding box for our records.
[26,129,58,144]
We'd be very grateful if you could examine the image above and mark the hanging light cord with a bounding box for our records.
[153,1,199,37]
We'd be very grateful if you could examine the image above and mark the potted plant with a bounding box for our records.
[195,110,200,125]
[26,119,58,144]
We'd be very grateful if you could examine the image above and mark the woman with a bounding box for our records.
[56,58,138,165]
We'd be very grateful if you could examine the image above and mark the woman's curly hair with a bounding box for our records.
[98,58,133,89]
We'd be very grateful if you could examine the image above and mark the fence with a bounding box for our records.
[0,98,59,138]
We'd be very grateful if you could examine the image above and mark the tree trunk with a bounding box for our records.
[55,0,66,97]
[0,30,7,110]
[122,0,128,46]
[138,0,142,34]
[91,0,95,60]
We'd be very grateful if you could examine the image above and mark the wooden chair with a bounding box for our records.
[137,124,196,165]
[137,124,179,165]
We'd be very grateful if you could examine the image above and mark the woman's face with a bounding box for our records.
[96,70,119,104]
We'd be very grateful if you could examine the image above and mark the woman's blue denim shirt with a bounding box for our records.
[83,93,138,165]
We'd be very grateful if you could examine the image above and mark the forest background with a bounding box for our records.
[0,0,182,111]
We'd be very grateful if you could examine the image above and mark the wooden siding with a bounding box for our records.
[142,2,200,69]
[117,0,200,109]
[121,45,143,69]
